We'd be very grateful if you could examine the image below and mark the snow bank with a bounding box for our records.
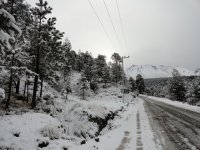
[143,95,200,113]
[0,113,61,150]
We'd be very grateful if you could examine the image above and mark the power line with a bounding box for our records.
[87,0,115,49]
[115,0,128,51]
[102,0,122,49]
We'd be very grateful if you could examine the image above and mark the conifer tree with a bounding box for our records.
[102,66,110,87]
[129,77,136,92]
[194,77,200,101]
[94,54,107,81]
[79,75,88,100]
[0,0,22,109]
[30,0,52,108]
[136,74,145,94]
[169,69,186,101]
[110,53,122,83]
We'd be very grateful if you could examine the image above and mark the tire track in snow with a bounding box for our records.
[116,131,131,150]
[137,111,143,150]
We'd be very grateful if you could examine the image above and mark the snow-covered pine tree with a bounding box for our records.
[39,17,64,96]
[129,77,136,92]
[76,51,85,72]
[194,77,200,101]
[111,52,121,65]
[83,64,92,83]
[169,69,186,101]
[60,38,72,80]
[136,74,145,94]
[0,0,22,109]
[102,65,110,88]
[4,0,32,96]
[0,0,21,57]
[94,54,108,82]
[111,63,122,83]
[30,0,52,108]
[79,75,89,100]
[110,53,122,83]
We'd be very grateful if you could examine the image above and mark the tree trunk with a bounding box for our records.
[32,51,40,108]
[83,88,85,100]
[5,54,14,109]
[16,80,20,94]
[5,71,13,109]
[26,79,29,102]
[32,75,38,108]
[40,77,43,98]
[32,15,42,108]
[23,81,26,96]
[66,93,68,101]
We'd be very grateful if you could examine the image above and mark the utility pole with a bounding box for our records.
[121,56,129,103]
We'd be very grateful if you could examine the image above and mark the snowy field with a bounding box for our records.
[0,79,160,150]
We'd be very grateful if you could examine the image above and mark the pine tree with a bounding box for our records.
[0,0,22,56]
[76,51,85,72]
[169,69,186,101]
[110,53,122,83]
[194,77,200,101]
[136,74,145,94]
[60,38,73,80]
[111,53,121,65]
[0,0,22,109]
[79,75,89,100]
[30,0,52,108]
[129,77,136,92]
[82,52,94,83]
[102,66,110,87]
[111,63,122,83]
[94,54,108,82]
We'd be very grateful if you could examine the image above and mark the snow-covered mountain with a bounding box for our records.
[195,68,200,75]
[126,65,200,79]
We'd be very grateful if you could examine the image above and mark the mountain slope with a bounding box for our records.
[126,65,199,79]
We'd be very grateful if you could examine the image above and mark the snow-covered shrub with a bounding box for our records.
[43,93,54,101]
[63,103,98,139]
[186,97,199,105]
[90,82,99,93]
[0,145,15,150]
[38,140,49,148]
[0,5,21,55]
[41,125,61,140]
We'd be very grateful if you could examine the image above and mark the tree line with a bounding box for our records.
[0,0,127,109]
[145,69,200,104]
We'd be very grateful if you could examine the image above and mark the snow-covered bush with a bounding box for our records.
[40,125,61,140]
[90,81,99,93]
[62,103,98,139]
[43,93,54,101]
[0,145,15,150]
[0,4,21,56]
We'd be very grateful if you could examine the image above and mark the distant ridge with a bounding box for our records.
[126,65,200,79]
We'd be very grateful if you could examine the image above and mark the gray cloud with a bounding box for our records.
[28,0,200,70]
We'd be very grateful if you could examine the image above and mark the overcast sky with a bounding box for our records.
[28,0,200,70]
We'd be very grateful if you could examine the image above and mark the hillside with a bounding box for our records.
[126,65,199,79]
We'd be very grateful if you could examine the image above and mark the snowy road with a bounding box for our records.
[141,96,200,150]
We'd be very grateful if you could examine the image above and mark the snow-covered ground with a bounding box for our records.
[0,72,162,150]
[72,98,161,150]
[0,97,160,150]
[142,95,200,113]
